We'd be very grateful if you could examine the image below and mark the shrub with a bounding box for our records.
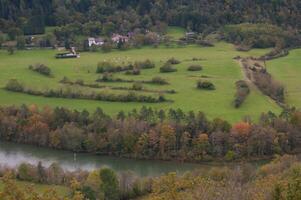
[125,68,140,75]
[234,80,250,108]
[5,83,167,103]
[188,65,203,71]
[5,79,24,92]
[197,80,215,90]
[75,79,84,85]
[151,76,168,85]
[160,62,177,73]
[28,63,51,76]
[196,40,214,47]
[135,59,155,69]
[96,62,116,73]
[254,72,284,103]
[167,57,181,65]
[60,76,72,84]
[132,83,143,91]
[99,73,114,82]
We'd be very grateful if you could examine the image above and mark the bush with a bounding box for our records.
[160,62,177,73]
[100,73,114,82]
[96,62,116,73]
[125,68,140,75]
[132,83,143,91]
[188,65,203,71]
[196,40,214,47]
[96,62,134,73]
[28,63,51,76]
[234,80,250,108]
[5,79,24,92]
[135,59,155,69]
[197,80,215,90]
[60,76,72,84]
[167,57,181,65]
[151,76,168,85]
[5,82,167,103]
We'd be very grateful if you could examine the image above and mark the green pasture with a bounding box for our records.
[267,49,301,109]
[166,26,186,40]
[0,42,281,122]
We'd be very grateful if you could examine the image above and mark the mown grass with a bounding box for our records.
[267,49,301,109]
[0,180,70,197]
[0,42,281,122]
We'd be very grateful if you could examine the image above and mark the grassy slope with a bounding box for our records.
[0,42,281,123]
[166,26,186,40]
[267,49,301,109]
[0,180,70,197]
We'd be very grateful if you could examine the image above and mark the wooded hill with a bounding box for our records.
[1,0,301,35]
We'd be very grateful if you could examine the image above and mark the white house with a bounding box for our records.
[111,34,129,44]
[88,37,104,47]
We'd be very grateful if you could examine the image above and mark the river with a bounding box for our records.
[0,142,265,177]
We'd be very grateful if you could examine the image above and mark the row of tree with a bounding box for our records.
[0,105,300,162]
[5,79,167,103]
[0,162,149,200]
[2,154,301,200]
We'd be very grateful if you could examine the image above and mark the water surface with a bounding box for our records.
[0,142,202,177]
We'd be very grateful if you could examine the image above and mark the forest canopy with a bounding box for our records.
[1,0,301,35]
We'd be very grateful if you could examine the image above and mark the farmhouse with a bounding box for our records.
[87,37,104,47]
[111,34,129,43]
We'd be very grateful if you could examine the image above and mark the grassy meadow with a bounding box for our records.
[0,42,282,123]
[267,49,301,109]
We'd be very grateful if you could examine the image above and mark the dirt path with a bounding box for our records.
[235,58,282,106]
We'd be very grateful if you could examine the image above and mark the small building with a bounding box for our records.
[185,32,197,38]
[56,47,80,59]
[87,37,104,47]
[111,34,129,43]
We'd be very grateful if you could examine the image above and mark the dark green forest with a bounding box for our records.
[1,0,301,35]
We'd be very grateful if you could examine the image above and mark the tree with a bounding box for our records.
[5,79,23,91]
[159,124,176,157]
[7,46,15,55]
[85,170,103,199]
[0,33,4,47]
[99,168,119,200]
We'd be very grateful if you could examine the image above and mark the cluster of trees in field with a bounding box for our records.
[28,63,52,76]
[0,105,301,162]
[197,80,215,90]
[96,74,169,85]
[2,154,301,200]
[234,80,250,108]
[5,79,167,103]
[159,58,180,73]
[96,59,155,74]
[0,163,150,200]
[60,77,175,94]
[188,64,203,71]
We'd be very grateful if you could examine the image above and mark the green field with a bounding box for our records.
[0,180,70,197]
[166,26,186,40]
[267,49,301,109]
[0,42,282,122]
